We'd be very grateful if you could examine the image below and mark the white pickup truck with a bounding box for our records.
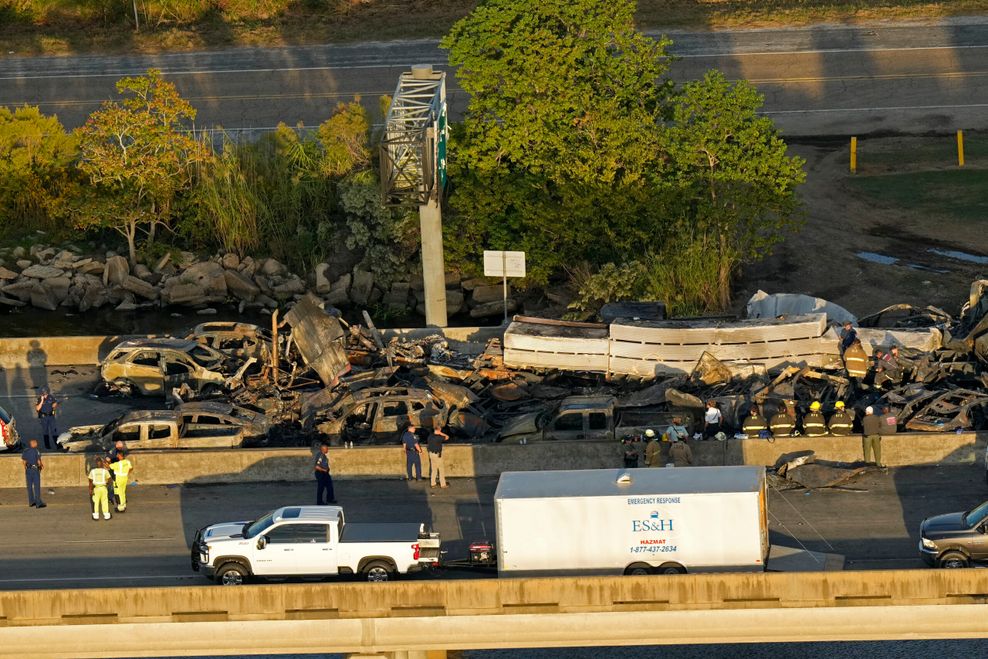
[192,505,441,585]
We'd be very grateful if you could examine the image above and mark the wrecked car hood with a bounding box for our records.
[284,293,351,386]
[497,412,543,438]
[57,424,105,451]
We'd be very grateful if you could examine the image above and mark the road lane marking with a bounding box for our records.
[763,102,988,114]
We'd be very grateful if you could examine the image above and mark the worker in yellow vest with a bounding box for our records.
[802,401,829,437]
[843,338,869,380]
[88,457,112,521]
[109,451,134,513]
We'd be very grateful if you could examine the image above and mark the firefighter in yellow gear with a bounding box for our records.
[88,457,112,521]
[828,401,854,436]
[802,401,829,437]
[109,451,134,513]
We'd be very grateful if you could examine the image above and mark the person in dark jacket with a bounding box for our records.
[769,402,797,438]
[840,322,858,353]
[861,406,884,467]
[827,401,854,436]
[669,437,694,467]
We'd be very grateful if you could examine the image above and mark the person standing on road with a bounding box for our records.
[401,422,423,481]
[427,426,449,489]
[88,457,112,521]
[22,439,45,509]
[644,429,663,467]
[314,443,337,505]
[35,385,59,450]
[109,451,134,513]
[703,401,723,440]
[668,436,694,467]
[861,406,884,467]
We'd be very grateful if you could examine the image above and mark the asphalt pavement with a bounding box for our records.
[3,19,988,136]
[0,464,984,590]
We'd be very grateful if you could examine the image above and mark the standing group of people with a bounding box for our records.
[840,322,906,389]
[88,445,134,521]
[622,416,694,469]
[400,422,450,489]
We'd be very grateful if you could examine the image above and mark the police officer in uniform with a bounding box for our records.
[22,439,46,508]
[314,443,336,505]
[769,402,797,438]
[827,401,854,436]
[742,405,769,437]
[35,386,58,450]
[802,401,828,437]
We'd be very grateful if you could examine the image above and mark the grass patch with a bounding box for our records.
[2,1,988,56]
[855,134,988,172]
[846,169,988,225]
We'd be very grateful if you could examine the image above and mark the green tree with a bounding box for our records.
[76,69,204,264]
[665,71,806,309]
[317,100,371,178]
[0,106,78,235]
[441,0,674,284]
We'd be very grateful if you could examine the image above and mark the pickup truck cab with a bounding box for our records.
[192,505,441,584]
[919,500,988,568]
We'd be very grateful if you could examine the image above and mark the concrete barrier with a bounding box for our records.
[0,326,504,369]
[2,432,982,488]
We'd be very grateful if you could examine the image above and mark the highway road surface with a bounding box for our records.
[0,465,984,590]
[4,18,988,136]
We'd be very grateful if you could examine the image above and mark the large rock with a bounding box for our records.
[273,276,306,299]
[0,267,18,280]
[383,282,410,308]
[42,276,71,305]
[0,295,25,307]
[260,258,287,277]
[164,282,209,306]
[314,263,332,294]
[20,264,65,280]
[350,269,374,306]
[11,246,26,258]
[121,275,159,300]
[133,263,153,280]
[461,277,496,291]
[221,253,240,270]
[445,288,465,316]
[180,261,227,299]
[15,259,32,270]
[29,283,58,311]
[224,270,260,301]
[469,298,518,319]
[2,280,37,302]
[103,255,129,285]
[324,273,350,306]
[239,256,258,277]
[471,283,507,305]
[77,261,104,277]
[52,250,77,266]
[78,284,109,312]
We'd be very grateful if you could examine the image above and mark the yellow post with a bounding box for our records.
[957,130,965,167]
[850,136,857,174]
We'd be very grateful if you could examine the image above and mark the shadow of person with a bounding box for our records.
[26,340,48,393]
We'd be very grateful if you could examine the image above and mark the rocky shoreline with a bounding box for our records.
[0,244,523,320]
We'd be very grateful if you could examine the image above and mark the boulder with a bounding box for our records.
[383,282,411,308]
[460,277,495,291]
[239,256,257,277]
[0,295,25,307]
[224,270,260,301]
[350,269,374,306]
[77,261,104,277]
[115,300,139,312]
[471,283,506,305]
[409,273,425,291]
[133,263,153,280]
[20,264,64,279]
[68,257,93,270]
[2,280,37,302]
[221,253,240,270]
[52,250,77,265]
[15,259,32,270]
[11,246,26,258]
[445,272,462,288]
[42,276,71,305]
[273,276,306,299]
[164,282,209,306]
[0,267,18,280]
[177,251,197,268]
[253,274,273,295]
[254,294,278,309]
[121,275,159,300]
[314,263,332,294]
[260,258,286,277]
[469,299,518,319]
[79,284,110,312]
[445,288,465,315]
[103,255,129,285]
[180,261,227,299]
[29,283,58,311]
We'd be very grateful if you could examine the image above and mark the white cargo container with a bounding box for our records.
[494,466,768,577]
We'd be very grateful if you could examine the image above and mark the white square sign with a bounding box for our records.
[483,250,526,278]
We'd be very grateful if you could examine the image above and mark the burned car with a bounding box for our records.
[100,339,232,397]
[57,402,270,452]
[302,386,443,446]
[185,322,272,361]
[0,404,20,452]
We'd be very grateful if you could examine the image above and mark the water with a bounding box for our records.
[928,248,988,266]
[854,251,949,274]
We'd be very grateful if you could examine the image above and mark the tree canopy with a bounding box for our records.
[441,0,805,313]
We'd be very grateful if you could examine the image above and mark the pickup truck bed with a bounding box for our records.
[341,523,424,543]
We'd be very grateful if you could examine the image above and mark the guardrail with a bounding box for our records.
[3,571,988,657]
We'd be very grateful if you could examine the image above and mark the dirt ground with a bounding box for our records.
[734,135,988,319]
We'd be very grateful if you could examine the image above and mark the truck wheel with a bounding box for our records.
[657,562,687,575]
[624,563,653,576]
[938,552,969,569]
[216,563,249,585]
[362,561,395,582]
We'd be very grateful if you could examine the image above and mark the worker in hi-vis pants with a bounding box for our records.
[109,451,134,512]
[88,457,112,521]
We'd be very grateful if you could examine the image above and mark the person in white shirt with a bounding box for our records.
[703,401,723,440]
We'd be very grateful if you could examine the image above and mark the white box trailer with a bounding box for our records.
[494,466,769,577]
